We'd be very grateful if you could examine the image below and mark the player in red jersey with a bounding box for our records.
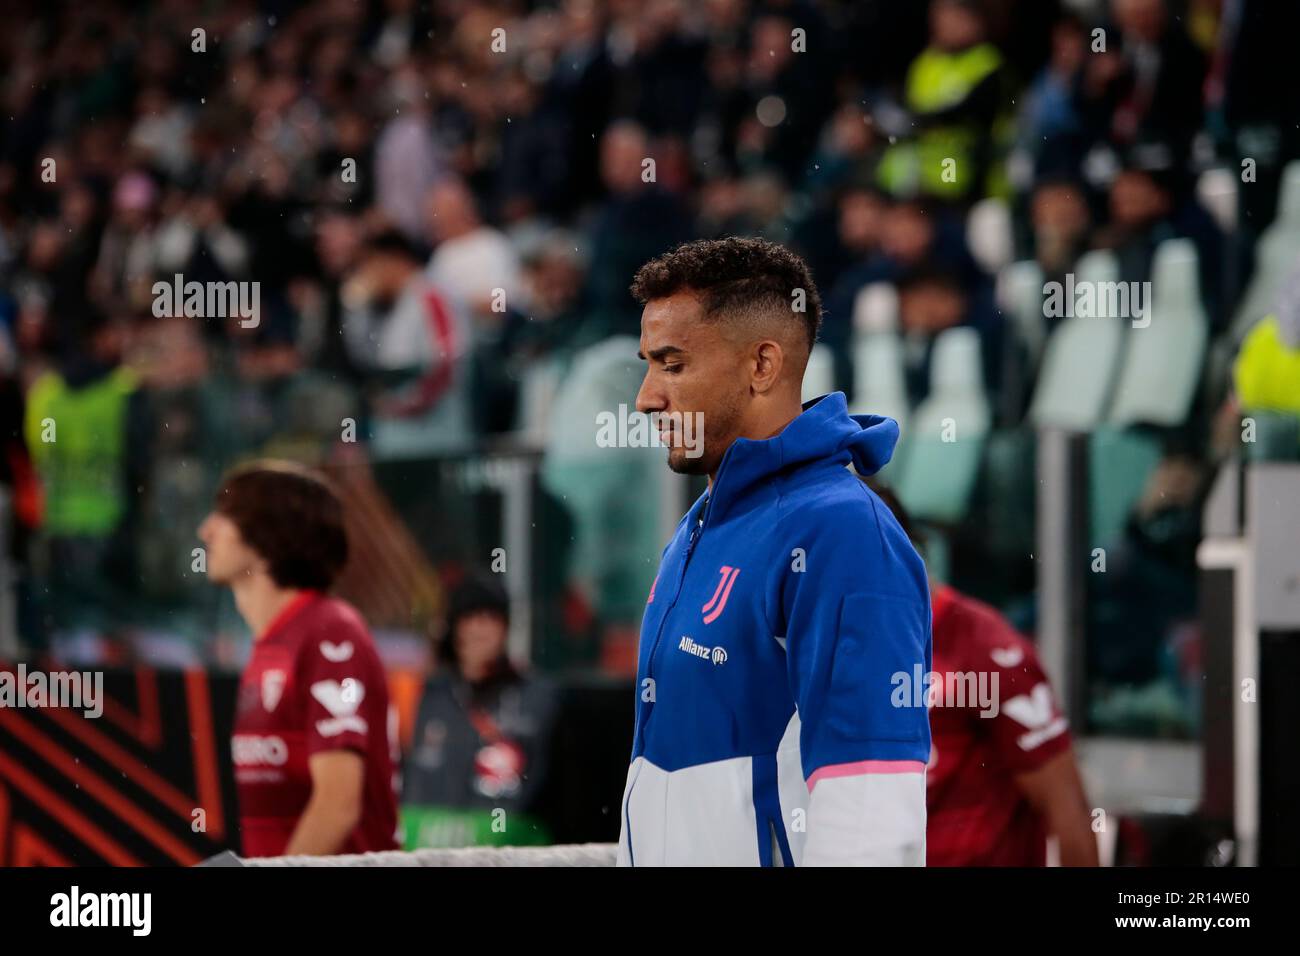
[926,584,1097,866]
[199,462,399,858]
[870,481,1098,866]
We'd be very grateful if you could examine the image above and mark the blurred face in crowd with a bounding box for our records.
[61,183,98,232]
[748,16,795,80]
[315,213,363,277]
[1032,182,1090,244]
[425,180,480,244]
[455,611,509,682]
[827,105,875,157]
[601,123,651,194]
[1115,0,1167,43]
[900,280,966,335]
[931,0,984,52]
[1109,170,1170,230]
[92,321,128,365]
[1050,19,1087,74]
[333,110,370,156]
[839,189,888,255]
[28,223,65,271]
[881,202,935,266]
[197,511,263,585]
[358,248,418,300]
[527,249,583,318]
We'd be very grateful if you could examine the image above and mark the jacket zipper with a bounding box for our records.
[626,497,708,864]
[641,500,707,742]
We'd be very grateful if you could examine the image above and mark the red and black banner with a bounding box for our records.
[0,664,240,866]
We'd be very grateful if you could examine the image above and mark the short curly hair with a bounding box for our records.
[630,237,822,350]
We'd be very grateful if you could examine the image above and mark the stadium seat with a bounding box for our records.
[894,327,991,523]
[1196,167,1238,234]
[1107,239,1208,427]
[997,259,1047,373]
[852,282,899,334]
[848,332,909,419]
[540,336,665,623]
[801,343,836,403]
[966,197,1014,275]
[517,356,565,445]
[930,325,985,393]
[1028,250,1125,431]
[1088,425,1163,548]
[1229,159,1300,342]
[544,336,644,461]
[848,333,909,470]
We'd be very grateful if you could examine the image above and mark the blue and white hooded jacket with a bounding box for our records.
[618,392,931,866]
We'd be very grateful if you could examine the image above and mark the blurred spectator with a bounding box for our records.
[1232,262,1300,416]
[825,196,990,394]
[879,0,1005,202]
[424,177,522,332]
[467,226,586,438]
[1088,452,1206,729]
[1094,162,1225,327]
[403,573,558,847]
[580,121,694,344]
[1030,177,1093,302]
[897,266,1001,402]
[1217,0,1300,268]
[374,65,450,241]
[1082,0,1207,165]
[92,172,161,315]
[341,230,471,458]
[23,311,149,633]
[1014,14,1090,183]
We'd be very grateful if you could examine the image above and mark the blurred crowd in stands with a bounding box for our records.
[1,0,1298,737]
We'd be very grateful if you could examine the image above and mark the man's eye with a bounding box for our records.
[663,364,683,374]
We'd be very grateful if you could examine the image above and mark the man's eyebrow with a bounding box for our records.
[637,345,686,362]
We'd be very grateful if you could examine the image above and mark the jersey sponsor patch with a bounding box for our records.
[261,669,286,712]
[320,640,354,662]
[311,678,368,737]
[989,646,1024,668]
[1002,683,1067,750]
[232,734,289,767]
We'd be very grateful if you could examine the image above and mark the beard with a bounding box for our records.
[667,446,711,475]
[664,395,740,476]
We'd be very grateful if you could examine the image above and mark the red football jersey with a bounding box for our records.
[233,591,399,857]
[925,586,1072,866]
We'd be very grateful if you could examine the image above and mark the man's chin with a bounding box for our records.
[666,450,709,475]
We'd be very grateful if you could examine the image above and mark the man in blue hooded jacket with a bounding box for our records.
[618,237,931,866]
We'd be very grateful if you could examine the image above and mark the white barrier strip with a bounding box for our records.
[241,843,618,867]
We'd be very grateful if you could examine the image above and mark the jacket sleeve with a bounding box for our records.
[777,497,932,866]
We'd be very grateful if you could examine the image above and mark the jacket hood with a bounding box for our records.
[706,392,899,520]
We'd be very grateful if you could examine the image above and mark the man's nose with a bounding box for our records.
[635,370,664,415]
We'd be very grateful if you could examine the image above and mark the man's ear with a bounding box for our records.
[751,339,784,395]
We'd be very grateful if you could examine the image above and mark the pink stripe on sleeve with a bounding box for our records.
[806,759,926,792]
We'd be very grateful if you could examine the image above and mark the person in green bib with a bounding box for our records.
[878,0,1006,203]
[24,314,149,632]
